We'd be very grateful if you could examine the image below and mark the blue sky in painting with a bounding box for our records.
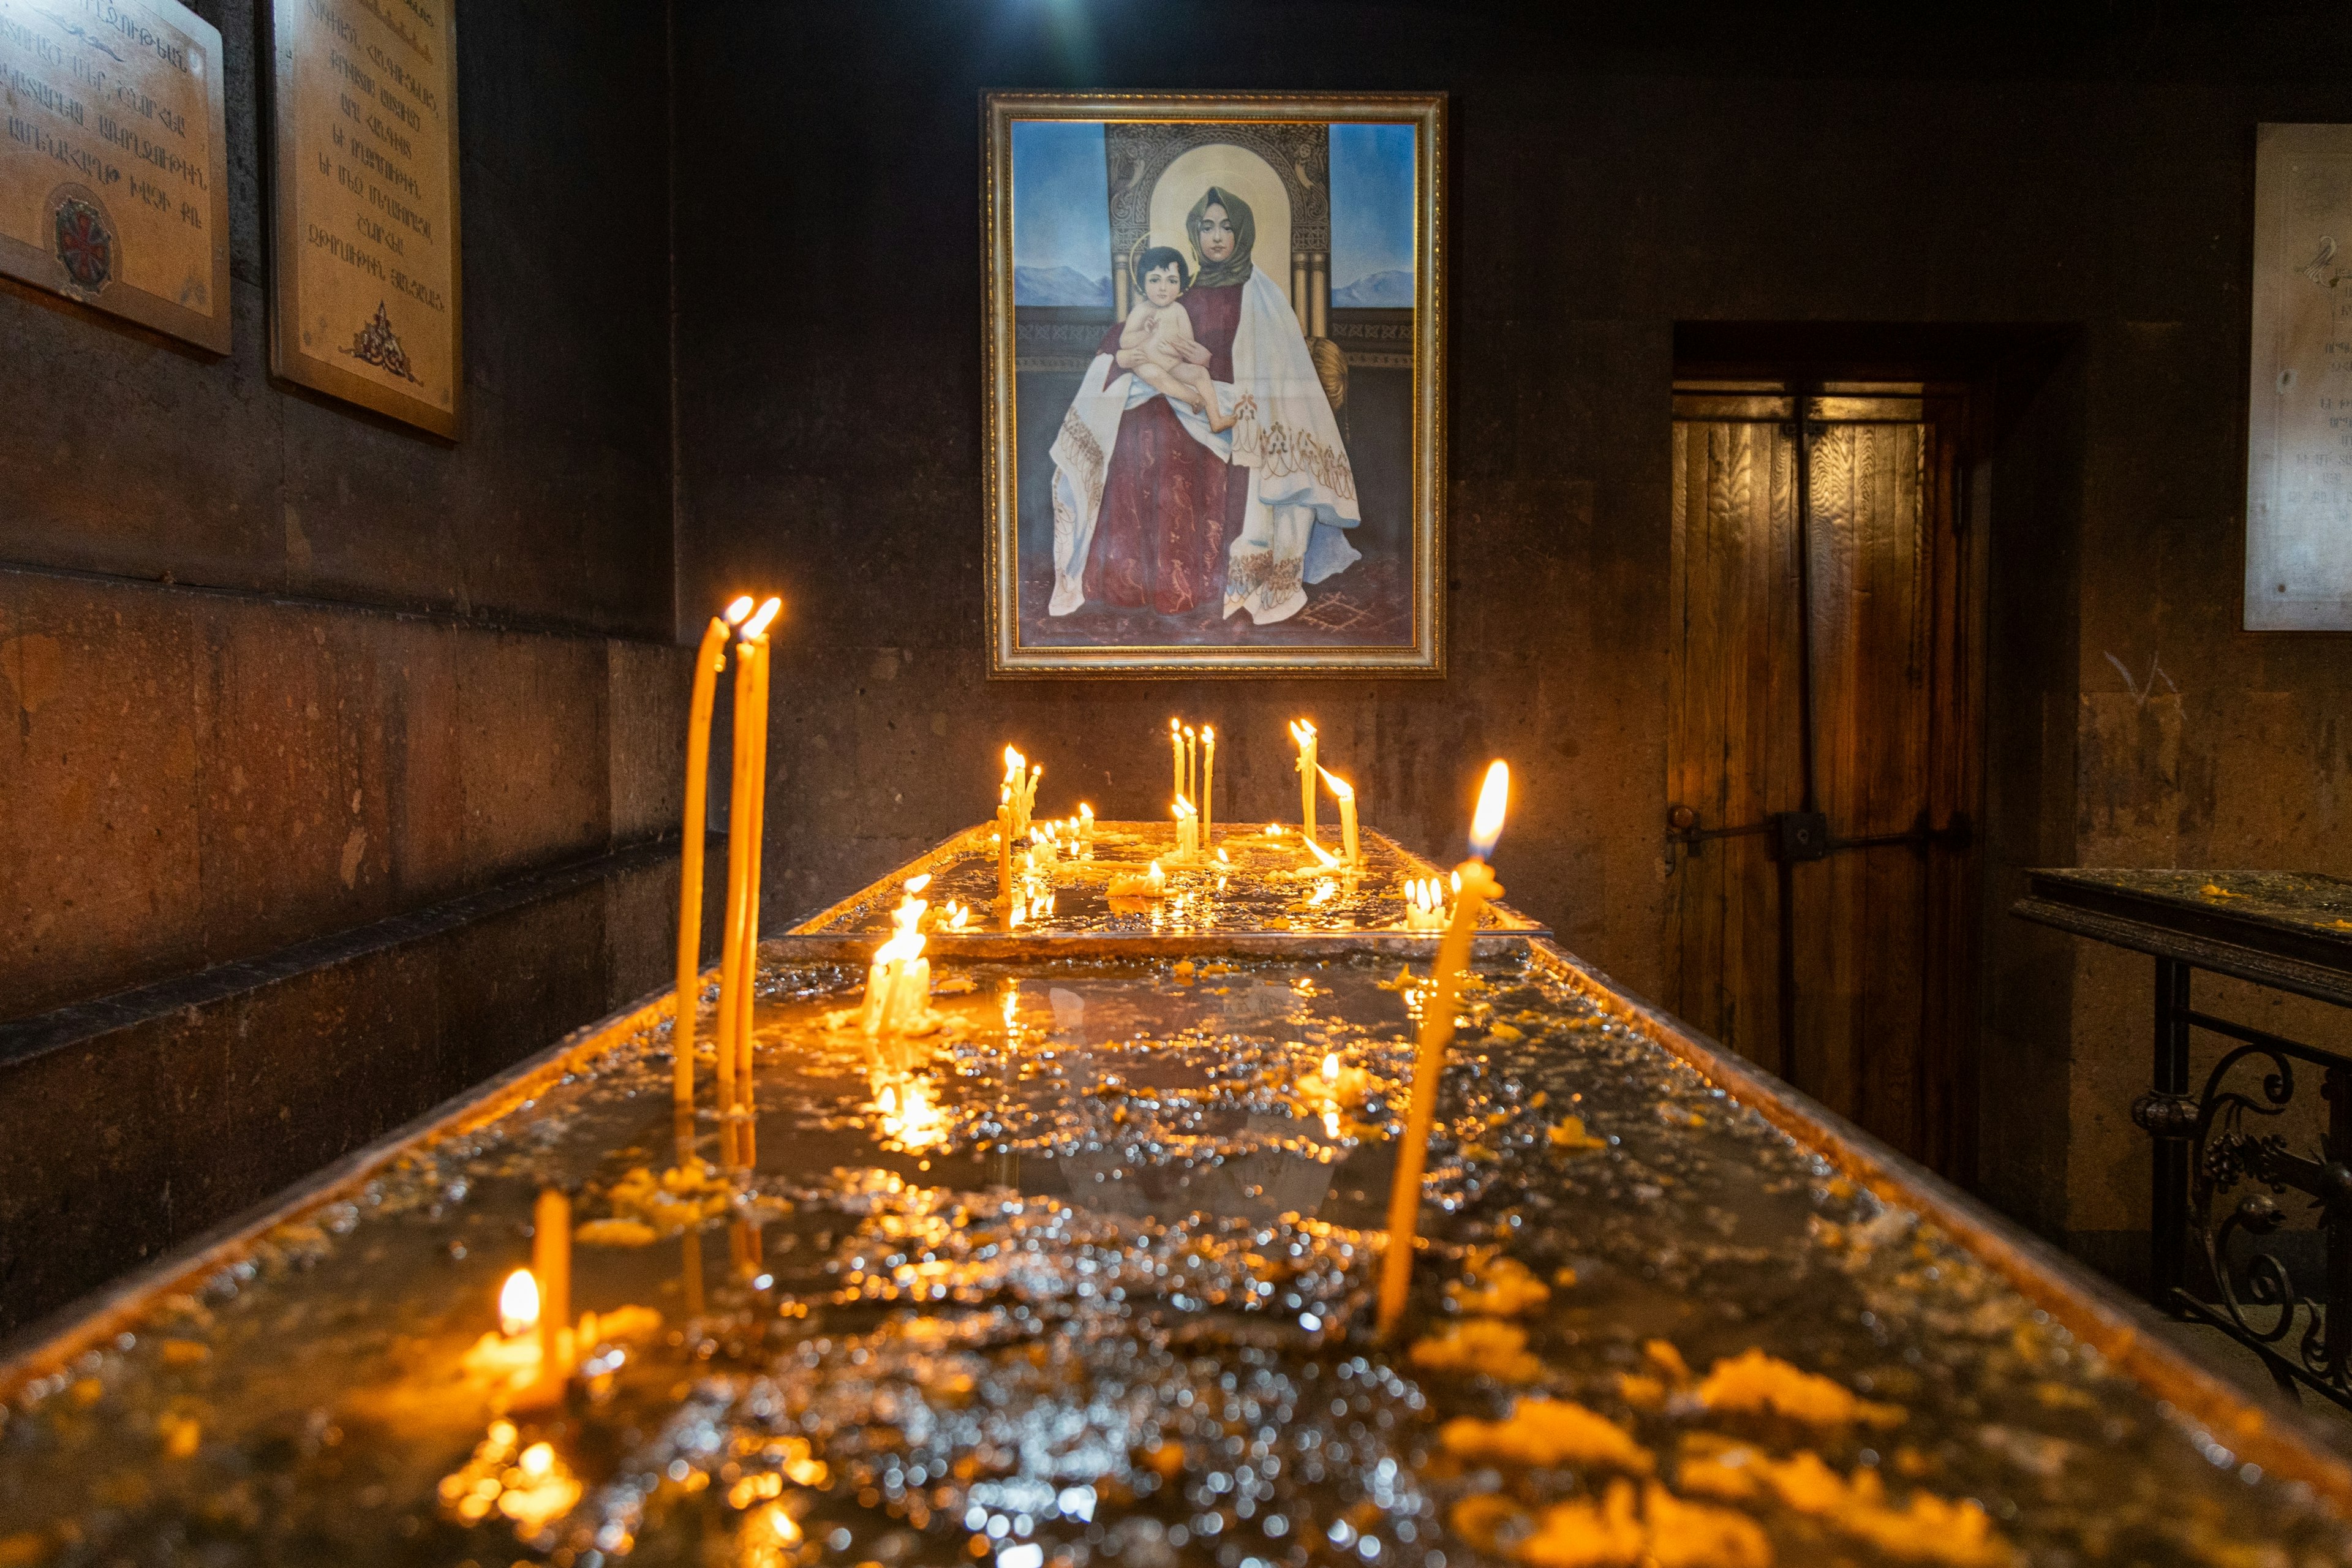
[1011,120,1111,279]
[1329,123,1415,290]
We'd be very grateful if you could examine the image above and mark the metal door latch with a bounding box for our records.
[1772,811,1830,863]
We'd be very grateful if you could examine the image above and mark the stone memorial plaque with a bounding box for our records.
[0,0,231,351]
[266,0,460,437]
[2247,124,2352,630]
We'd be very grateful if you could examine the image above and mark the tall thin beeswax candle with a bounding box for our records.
[674,603,744,1114]
[1377,763,1509,1338]
[1200,728,1215,846]
[535,1188,573,1379]
[713,631,760,1166]
[1289,720,1318,846]
[731,599,781,1169]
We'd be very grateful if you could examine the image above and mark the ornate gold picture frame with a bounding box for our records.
[983,92,1445,676]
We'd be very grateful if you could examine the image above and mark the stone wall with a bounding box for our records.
[0,0,694,1333]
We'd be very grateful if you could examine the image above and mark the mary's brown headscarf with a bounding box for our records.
[1185,186,1256,290]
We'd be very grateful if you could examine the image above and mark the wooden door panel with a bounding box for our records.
[1804,423,1932,1152]
[1668,393,1978,1174]
[1666,419,1801,1078]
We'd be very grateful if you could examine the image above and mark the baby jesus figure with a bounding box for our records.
[1120,247,1237,433]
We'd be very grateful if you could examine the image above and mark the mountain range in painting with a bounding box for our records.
[1330,270,1413,308]
[1014,266,1113,307]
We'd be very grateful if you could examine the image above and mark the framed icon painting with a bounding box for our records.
[982,92,1446,675]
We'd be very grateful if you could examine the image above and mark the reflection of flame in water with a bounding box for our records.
[742,1501,803,1566]
[438,1421,580,1532]
[1324,1107,1341,1139]
[875,1076,947,1152]
[499,1268,540,1336]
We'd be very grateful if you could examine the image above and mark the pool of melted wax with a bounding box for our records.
[2,955,2346,1568]
[801,826,1526,937]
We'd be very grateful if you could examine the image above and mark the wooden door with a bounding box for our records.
[1665,384,1981,1178]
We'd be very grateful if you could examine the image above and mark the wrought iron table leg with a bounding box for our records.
[2150,958,2192,1308]
[2326,1065,2352,1381]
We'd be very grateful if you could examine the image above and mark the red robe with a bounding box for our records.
[1080,284,1251,616]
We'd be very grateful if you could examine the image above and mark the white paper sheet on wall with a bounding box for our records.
[2246,124,2352,630]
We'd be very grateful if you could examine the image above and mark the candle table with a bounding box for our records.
[0,837,2346,1567]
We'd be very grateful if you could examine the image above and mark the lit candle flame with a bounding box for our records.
[499,1268,540,1337]
[1289,718,1316,744]
[521,1442,554,1479]
[1079,802,1093,821]
[723,595,755,624]
[1304,836,1340,868]
[1468,760,1510,859]
[1172,796,1195,820]
[743,597,783,639]
[1324,1108,1341,1139]
[875,887,928,965]
[905,873,932,895]
[1316,766,1354,801]
[1265,823,1284,836]
[1322,1052,1340,1084]
[1148,859,1166,889]
[1216,848,1231,864]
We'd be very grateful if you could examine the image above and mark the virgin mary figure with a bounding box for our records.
[1047,187,1362,627]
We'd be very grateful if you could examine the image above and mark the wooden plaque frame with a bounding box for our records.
[265,0,463,437]
[0,0,232,353]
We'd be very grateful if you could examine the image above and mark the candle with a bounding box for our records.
[499,1267,539,1338]
[673,600,747,1115]
[1183,726,1197,811]
[997,790,1013,912]
[1003,747,1037,840]
[732,600,781,1167]
[511,1187,575,1409]
[1170,718,1185,805]
[712,623,761,1163]
[1297,1048,1370,1116]
[1318,767,1360,865]
[1200,728,1215,847]
[461,1268,547,1393]
[1289,720,1318,845]
[861,878,931,1036]
[1077,802,1095,855]
[1377,761,1509,1338]
[1106,859,1168,898]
